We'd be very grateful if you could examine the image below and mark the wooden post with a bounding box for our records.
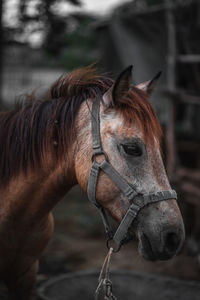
[165,0,177,179]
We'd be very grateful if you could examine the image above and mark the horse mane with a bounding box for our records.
[116,86,162,144]
[0,65,161,184]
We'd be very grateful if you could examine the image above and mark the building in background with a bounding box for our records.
[97,0,200,131]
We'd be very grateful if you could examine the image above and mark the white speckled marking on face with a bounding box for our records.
[100,105,170,196]
[101,110,124,132]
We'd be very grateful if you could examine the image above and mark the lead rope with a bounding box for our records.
[95,247,117,300]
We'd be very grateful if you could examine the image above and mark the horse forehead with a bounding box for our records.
[101,111,123,131]
[101,111,141,138]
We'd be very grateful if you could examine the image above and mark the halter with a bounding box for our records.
[87,100,177,247]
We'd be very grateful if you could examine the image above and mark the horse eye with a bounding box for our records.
[122,144,142,156]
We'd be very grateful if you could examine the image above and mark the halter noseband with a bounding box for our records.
[87,101,177,247]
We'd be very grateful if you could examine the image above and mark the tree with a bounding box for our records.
[19,0,82,55]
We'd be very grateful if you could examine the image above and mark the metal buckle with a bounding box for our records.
[92,151,109,163]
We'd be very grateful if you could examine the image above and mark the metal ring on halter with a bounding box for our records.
[92,151,109,163]
[106,238,122,253]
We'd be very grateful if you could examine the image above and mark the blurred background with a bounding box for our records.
[1,0,200,295]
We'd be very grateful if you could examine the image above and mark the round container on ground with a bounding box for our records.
[38,270,200,300]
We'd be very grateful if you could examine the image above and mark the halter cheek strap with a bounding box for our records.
[87,101,177,246]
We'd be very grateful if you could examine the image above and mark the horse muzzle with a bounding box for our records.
[136,201,185,261]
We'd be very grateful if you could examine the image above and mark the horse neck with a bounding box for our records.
[0,99,92,220]
[2,144,78,219]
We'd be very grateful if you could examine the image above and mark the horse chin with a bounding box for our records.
[137,234,176,261]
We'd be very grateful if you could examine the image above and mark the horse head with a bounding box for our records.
[75,66,185,261]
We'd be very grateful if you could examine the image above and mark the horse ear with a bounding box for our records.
[136,71,162,95]
[102,65,133,107]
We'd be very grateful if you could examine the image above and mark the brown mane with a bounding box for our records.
[0,65,161,185]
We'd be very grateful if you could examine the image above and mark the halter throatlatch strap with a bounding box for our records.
[87,101,178,246]
[91,99,103,155]
[88,160,113,238]
[87,101,114,239]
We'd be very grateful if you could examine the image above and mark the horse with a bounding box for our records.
[0,65,185,300]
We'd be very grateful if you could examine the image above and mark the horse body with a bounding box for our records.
[0,65,185,299]
[0,155,76,298]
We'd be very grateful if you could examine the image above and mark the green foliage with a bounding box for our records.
[57,15,99,70]
[16,0,99,69]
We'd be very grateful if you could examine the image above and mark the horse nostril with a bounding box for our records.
[164,231,180,254]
